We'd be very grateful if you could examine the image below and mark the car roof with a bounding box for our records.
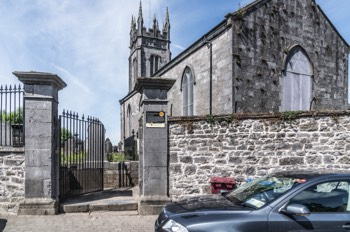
[270,169,350,180]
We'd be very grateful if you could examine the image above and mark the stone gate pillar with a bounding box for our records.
[135,78,175,215]
[14,71,67,215]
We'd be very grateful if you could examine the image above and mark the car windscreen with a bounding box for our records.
[226,175,307,209]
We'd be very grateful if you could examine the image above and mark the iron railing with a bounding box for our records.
[0,85,24,147]
[59,110,105,200]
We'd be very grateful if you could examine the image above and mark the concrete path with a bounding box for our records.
[0,212,157,232]
[60,188,138,213]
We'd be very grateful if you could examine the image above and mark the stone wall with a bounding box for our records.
[156,0,349,117]
[104,161,138,189]
[168,111,350,199]
[231,0,349,112]
[120,92,142,144]
[160,24,233,116]
[0,147,25,214]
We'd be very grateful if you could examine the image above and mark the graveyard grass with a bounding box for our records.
[60,151,86,165]
[107,153,126,162]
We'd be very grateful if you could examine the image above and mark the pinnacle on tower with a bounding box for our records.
[163,7,170,30]
[153,14,157,27]
[166,7,169,23]
[163,7,170,39]
[153,14,159,36]
[137,1,144,34]
[138,1,143,22]
[130,15,134,33]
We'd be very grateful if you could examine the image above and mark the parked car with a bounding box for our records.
[155,170,350,232]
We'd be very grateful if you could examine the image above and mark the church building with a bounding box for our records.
[120,0,349,143]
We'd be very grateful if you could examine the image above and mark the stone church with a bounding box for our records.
[120,0,349,143]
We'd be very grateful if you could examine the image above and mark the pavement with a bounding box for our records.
[0,188,158,232]
[59,188,139,213]
[0,212,157,232]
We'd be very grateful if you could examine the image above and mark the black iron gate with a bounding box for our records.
[59,110,105,201]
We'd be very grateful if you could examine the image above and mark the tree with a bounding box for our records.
[1,108,23,124]
[61,128,72,145]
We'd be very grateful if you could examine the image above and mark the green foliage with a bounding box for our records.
[236,8,247,19]
[61,128,72,145]
[206,114,215,124]
[60,152,86,164]
[1,108,23,124]
[280,111,302,121]
[206,114,234,124]
[107,153,126,162]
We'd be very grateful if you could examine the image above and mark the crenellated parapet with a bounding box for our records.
[130,2,170,48]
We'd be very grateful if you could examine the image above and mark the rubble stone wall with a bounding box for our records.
[0,147,25,214]
[168,111,350,199]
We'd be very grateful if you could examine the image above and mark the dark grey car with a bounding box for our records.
[155,170,350,232]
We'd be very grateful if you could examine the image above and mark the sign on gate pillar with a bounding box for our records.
[135,78,175,215]
[14,71,67,215]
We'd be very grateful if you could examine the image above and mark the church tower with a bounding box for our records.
[128,2,171,92]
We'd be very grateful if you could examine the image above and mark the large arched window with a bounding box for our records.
[181,67,194,116]
[282,47,313,111]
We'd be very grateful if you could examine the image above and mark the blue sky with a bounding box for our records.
[0,0,349,144]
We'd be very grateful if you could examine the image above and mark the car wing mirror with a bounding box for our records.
[281,203,311,216]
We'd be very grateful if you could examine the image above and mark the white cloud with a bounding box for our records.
[172,44,186,52]
[0,0,349,144]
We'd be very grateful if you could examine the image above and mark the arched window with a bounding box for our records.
[155,56,160,72]
[150,55,161,76]
[132,58,138,82]
[282,47,313,111]
[127,104,132,137]
[150,55,154,76]
[181,67,194,116]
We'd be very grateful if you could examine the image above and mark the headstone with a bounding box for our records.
[87,121,105,161]
[105,138,113,154]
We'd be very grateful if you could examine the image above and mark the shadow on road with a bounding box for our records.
[0,218,7,232]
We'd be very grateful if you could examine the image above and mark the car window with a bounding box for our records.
[227,176,306,209]
[290,181,350,213]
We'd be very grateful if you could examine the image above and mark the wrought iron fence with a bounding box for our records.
[0,85,24,147]
[59,110,105,200]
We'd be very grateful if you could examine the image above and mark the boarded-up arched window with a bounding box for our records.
[282,47,313,111]
[181,67,194,116]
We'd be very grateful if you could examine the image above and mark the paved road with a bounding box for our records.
[0,212,157,232]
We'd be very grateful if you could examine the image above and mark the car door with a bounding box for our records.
[268,179,350,232]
